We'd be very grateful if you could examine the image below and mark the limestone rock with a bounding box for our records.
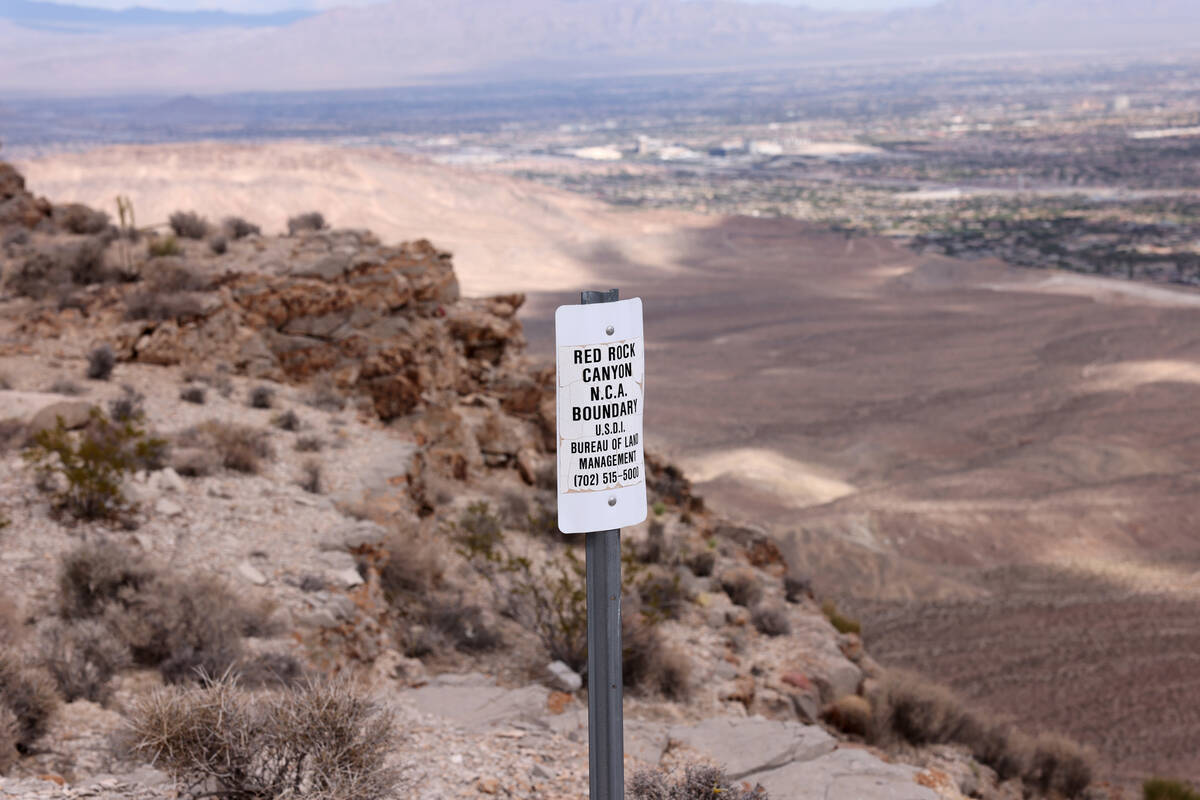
[666,717,836,780]
[751,747,940,800]
[545,660,582,693]
[25,400,95,443]
[236,561,268,586]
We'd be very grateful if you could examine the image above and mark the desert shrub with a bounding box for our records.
[720,568,763,608]
[0,705,17,774]
[126,675,400,800]
[0,373,11,390]
[380,532,443,601]
[58,540,156,620]
[48,378,84,396]
[454,502,504,563]
[86,344,115,380]
[823,694,872,737]
[208,235,227,255]
[0,595,21,649]
[1027,733,1094,799]
[168,211,209,240]
[783,574,812,603]
[304,377,346,411]
[107,573,262,684]
[7,238,109,298]
[507,548,588,673]
[0,654,59,754]
[298,460,322,494]
[821,599,860,634]
[295,435,324,453]
[38,618,130,703]
[23,408,166,522]
[148,262,210,293]
[222,216,260,239]
[651,500,666,516]
[629,764,767,800]
[1146,779,1200,800]
[273,409,300,431]
[0,418,24,454]
[637,569,689,622]
[179,385,206,404]
[425,601,502,653]
[179,420,274,474]
[123,289,207,322]
[287,211,326,235]
[751,604,791,637]
[147,234,180,258]
[234,652,306,688]
[56,203,109,235]
[973,723,1028,781]
[685,548,714,577]
[872,671,980,747]
[622,613,691,701]
[639,520,667,563]
[108,387,145,422]
[249,385,275,409]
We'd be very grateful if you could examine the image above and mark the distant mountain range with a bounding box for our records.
[2,0,1199,94]
[0,0,313,31]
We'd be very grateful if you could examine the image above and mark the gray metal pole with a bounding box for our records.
[581,288,624,800]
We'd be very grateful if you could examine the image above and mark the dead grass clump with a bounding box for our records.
[1027,733,1094,799]
[108,387,145,422]
[48,378,84,396]
[636,568,690,622]
[273,409,300,431]
[298,460,322,494]
[222,216,260,239]
[126,675,401,800]
[58,540,157,619]
[7,238,109,298]
[0,595,21,649]
[287,211,326,235]
[179,385,206,404]
[208,235,227,255]
[871,670,980,747]
[107,573,261,684]
[380,532,443,601]
[685,548,715,577]
[821,599,861,635]
[86,344,115,380]
[38,618,131,703]
[123,289,208,322]
[249,385,275,409]
[234,652,306,688]
[295,435,324,453]
[751,604,791,637]
[304,376,346,411]
[179,420,274,474]
[720,567,764,608]
[638,520,667,563]
[783,574,812,603]
[0,654,59,754]
[630,764,767,800]
[56,203,109,235]
[822,694,872,737]
[622,613,691,702]
[168,211,209,240]
[425,602,503,653]
[0,705,18,774]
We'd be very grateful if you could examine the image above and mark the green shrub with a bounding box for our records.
[652,500,666,516]
[636,568,689,623]
[23,408,166,522]
[147,234,181,258]
[630,764,767,800]
[821,599,861,635]
[126,675,400,800]
[1146,778,1200,800]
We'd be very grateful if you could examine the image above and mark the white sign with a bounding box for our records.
[555,297,647,533]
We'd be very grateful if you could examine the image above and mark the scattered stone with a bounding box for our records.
[476,776,500,794]
[154,498,183,517]
[236,561,268,585]
[331,566,364,588]
[545,660,582,692]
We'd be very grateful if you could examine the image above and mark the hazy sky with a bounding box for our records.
[53,0,941,13]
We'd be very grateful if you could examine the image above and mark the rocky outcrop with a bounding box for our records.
[0,163,52,229]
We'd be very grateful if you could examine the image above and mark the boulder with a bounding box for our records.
[751,747,940,800]
[25,401,95,444]
[545,661,582,693]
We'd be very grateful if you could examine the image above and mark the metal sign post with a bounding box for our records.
[555,288,647,800]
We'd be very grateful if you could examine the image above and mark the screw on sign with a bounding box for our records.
[555,289,647,800]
